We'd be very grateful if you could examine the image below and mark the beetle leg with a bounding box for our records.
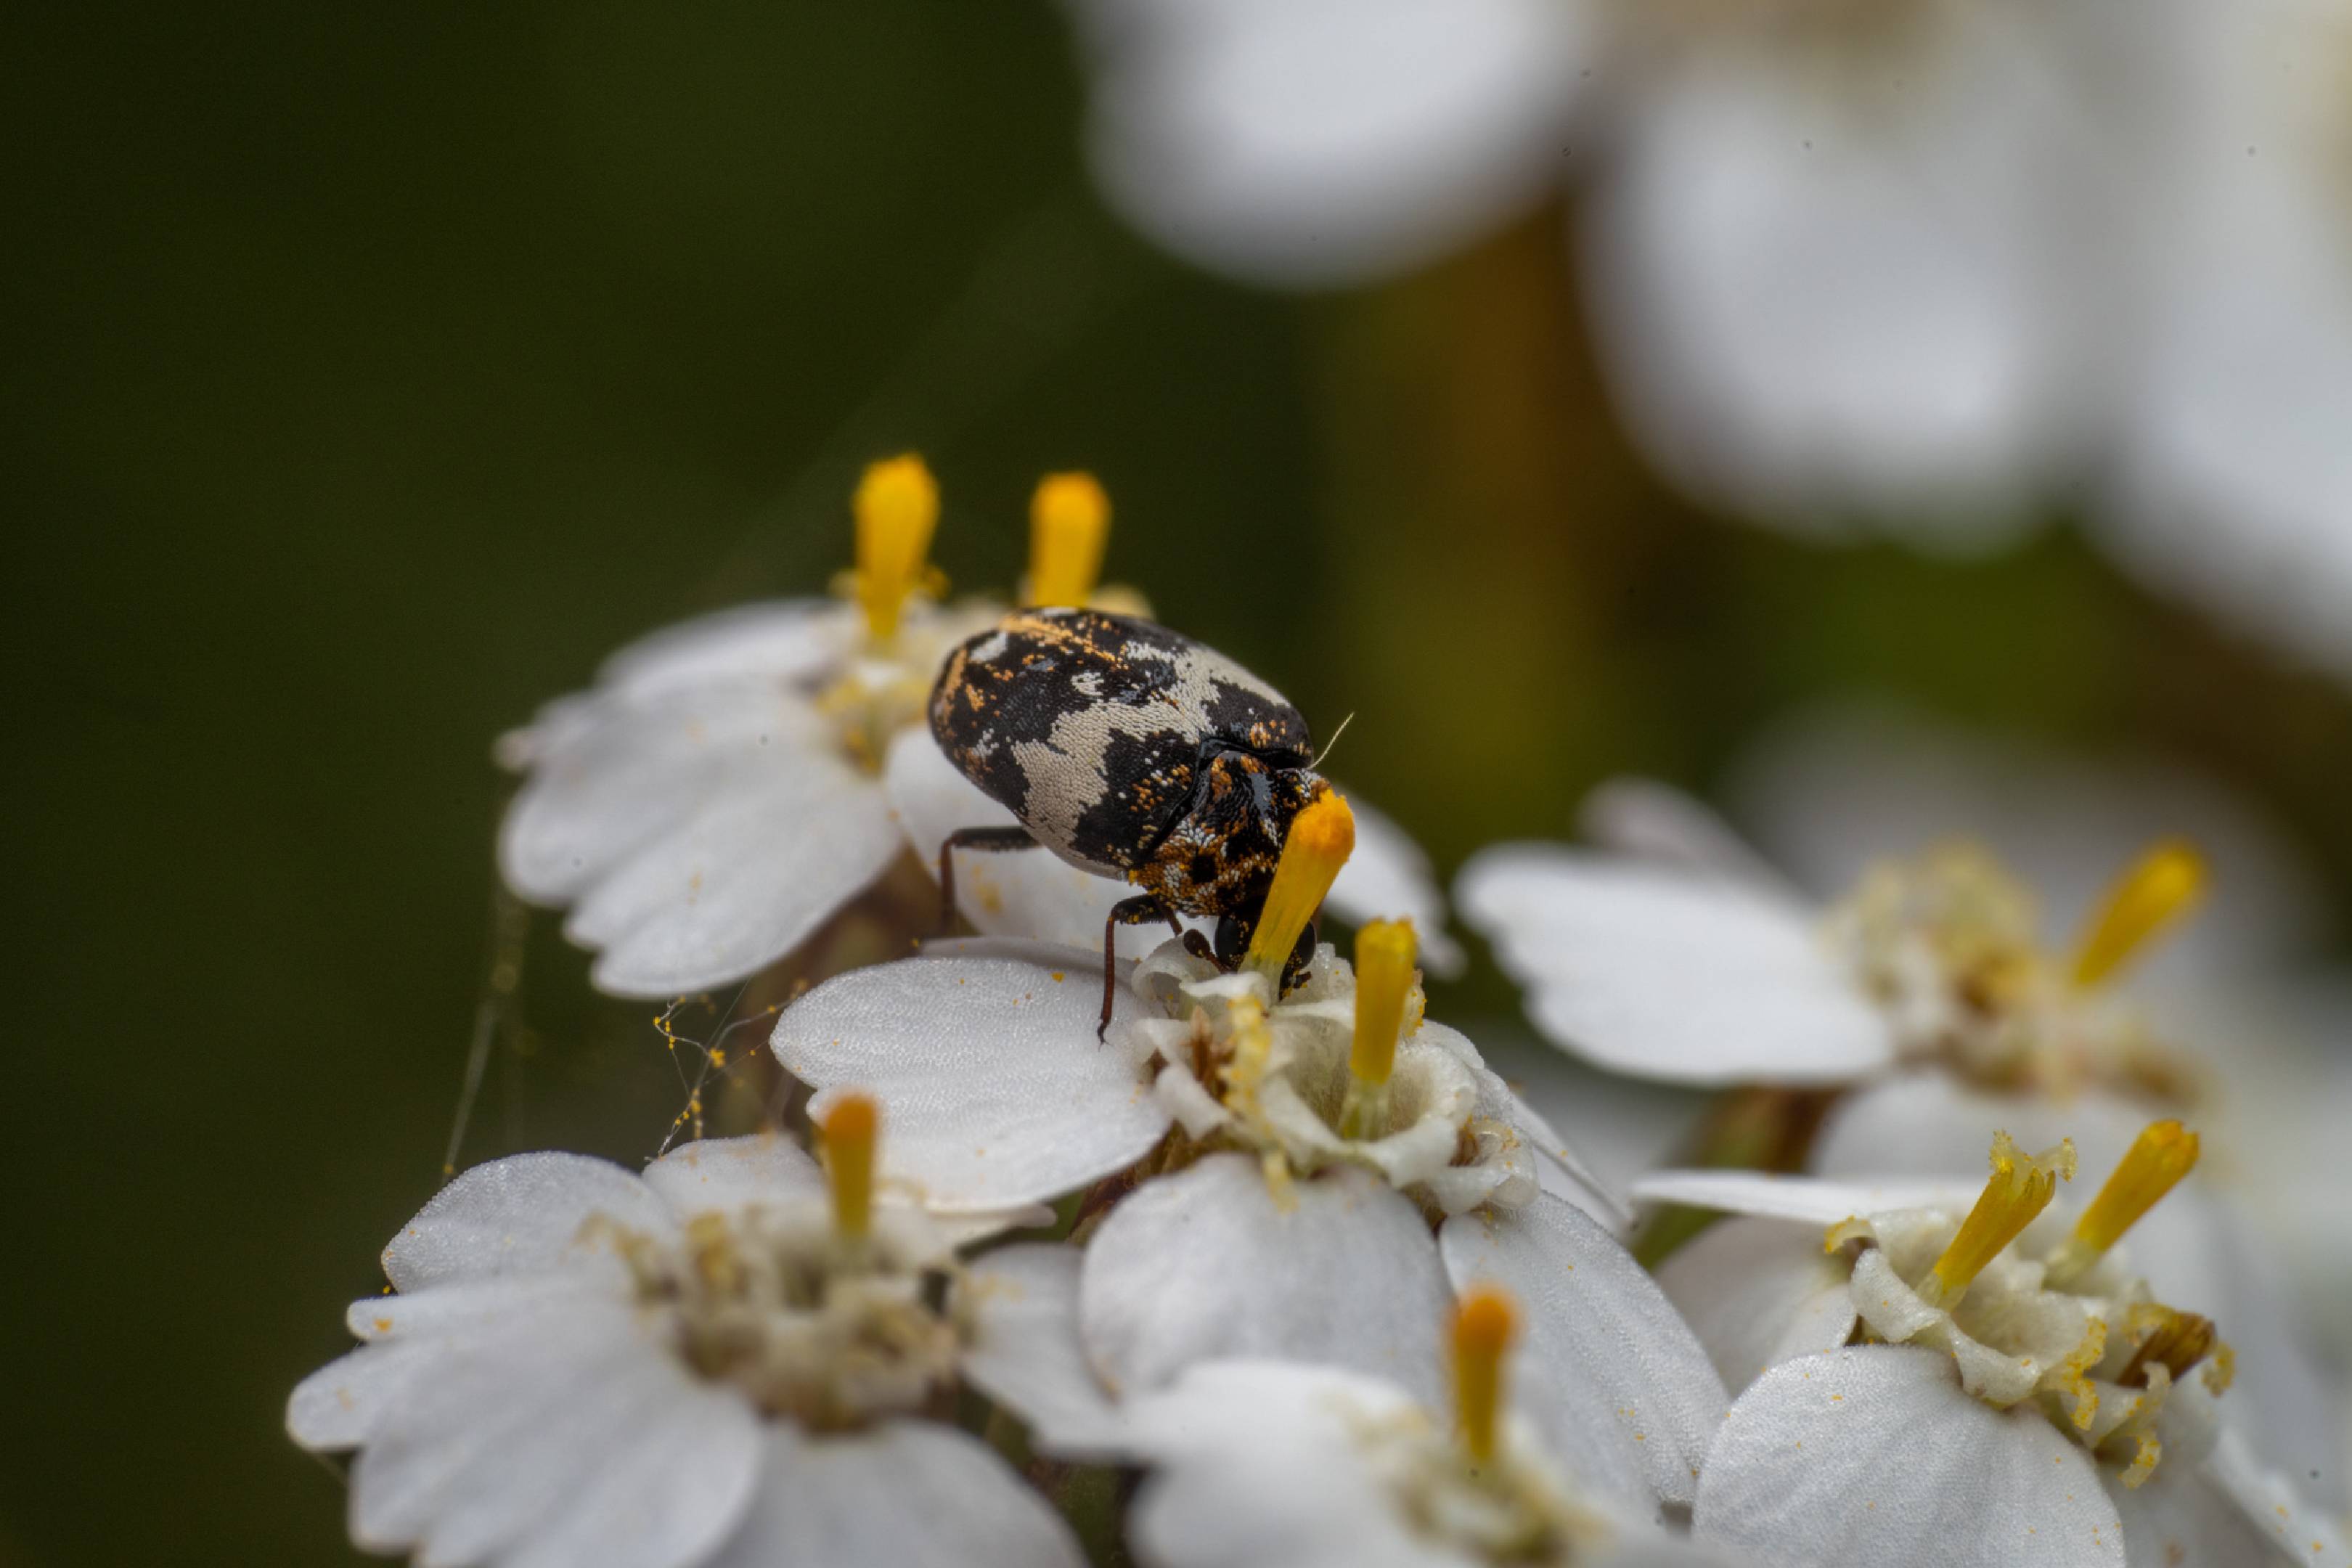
[1102,894,1171,1040]
[936,825,1041,936]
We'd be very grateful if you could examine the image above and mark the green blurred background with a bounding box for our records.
[10,4,2349,1564]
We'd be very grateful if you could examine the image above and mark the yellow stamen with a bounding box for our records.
[2045,1121,2199,1286]
[853,454,939,643]
[2070,839,2206,989]
[1026,472,1110,608]
[1922,1132,2075,1307]
[1338,920,1416,1140]
[1453,1286,1517,1466]
[821,1093,878,1244]
[1244,788,1354,989]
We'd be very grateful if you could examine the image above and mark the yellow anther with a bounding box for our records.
[1923,1132,2075,1307]
[1244,788,1355,989]
[2070,839,2206,989]
[853,454,939,643]
[1452,1286,1518,1466]
[2046,1121,2199,1286]
[821,1093,879,1245]
[1338,920,1416,1140]
[1026,472,1110,608]
[1349,920,1416,1089]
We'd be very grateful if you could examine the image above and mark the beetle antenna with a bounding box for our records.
[1312,711,1356,771]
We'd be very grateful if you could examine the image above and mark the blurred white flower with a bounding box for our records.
[286,1119,1083,1568]
[2101,0,2352,682]
[1637,1130,2348,1565]
[1114,1291,1729,1568]
[1066,0,1593,288]
[1065,0,2136,531]
[1459,781,2208,1093]
[495,454,992,997]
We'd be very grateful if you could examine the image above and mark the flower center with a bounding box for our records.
[852,454,939,645]
[613,1095,968,1428]
[1025,472,1111,608]
[2067,840,2205,989]
[1828,1124,2230,1489]
[1244,788,1355,989]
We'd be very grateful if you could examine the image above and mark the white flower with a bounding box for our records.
[1634,1129,2351,1565]
[1065,0,2133,531]
[772,794,1599,1223]
[2099,0,2352,684]
[498,454,1461,997]
[494,454,992,997]
[1458,779,2206,1093]
[974,1183,1728,1522]
[1113,1290,1729,1567]
[286,1120,1083,1568]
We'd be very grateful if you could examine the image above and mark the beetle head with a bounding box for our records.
[1136,749,1328,995]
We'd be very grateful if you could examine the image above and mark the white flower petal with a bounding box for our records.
[1071,0,1590,288]
[1575,777,1792,894]
[499,679,842,904]
[567,766,903,997]
[1082,1153,1451,1408]
[1633,1169,1972,1229]
[351,1300,762,1568]
[289,1339,442,1452]
[1583,10,2105,533]
[347,1273,600,1342]
[641,1132,824,1216]
[591,600,846,698]
[1479,1071,1630,1230]
[2204,1427,2352,1568]
[382,1152,674,1293]
[1438,1195,1727,1510]
[1694,1347,2124,1568]
[1457,849,1891,1085]
[1654,1217,1858,1397]
[883,727,1153,950]
[1326,793,1464,978]
[1122,1360,1451,1568]
[704,1420,1085,1568]
[771,950,1171,1211]
[2112,1435,2296,1568]
[960,1244,1130,1458]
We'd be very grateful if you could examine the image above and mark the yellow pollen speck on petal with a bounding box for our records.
[1924,1132,2075,1307]
[1453,1286,1517,1466]
[2047,1121,2200,1286]
[1244,788,1354,988]
[1026,472,1110,608]
[821,1093,879,1245]
[2070,838,2206,989]
[853,454,939,643]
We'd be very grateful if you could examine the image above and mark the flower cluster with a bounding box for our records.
[293,460,2346,1567]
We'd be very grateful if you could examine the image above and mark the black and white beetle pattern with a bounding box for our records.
[929,607,1331,1032]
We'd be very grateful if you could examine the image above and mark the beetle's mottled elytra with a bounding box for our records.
[928,606,1330,1030]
